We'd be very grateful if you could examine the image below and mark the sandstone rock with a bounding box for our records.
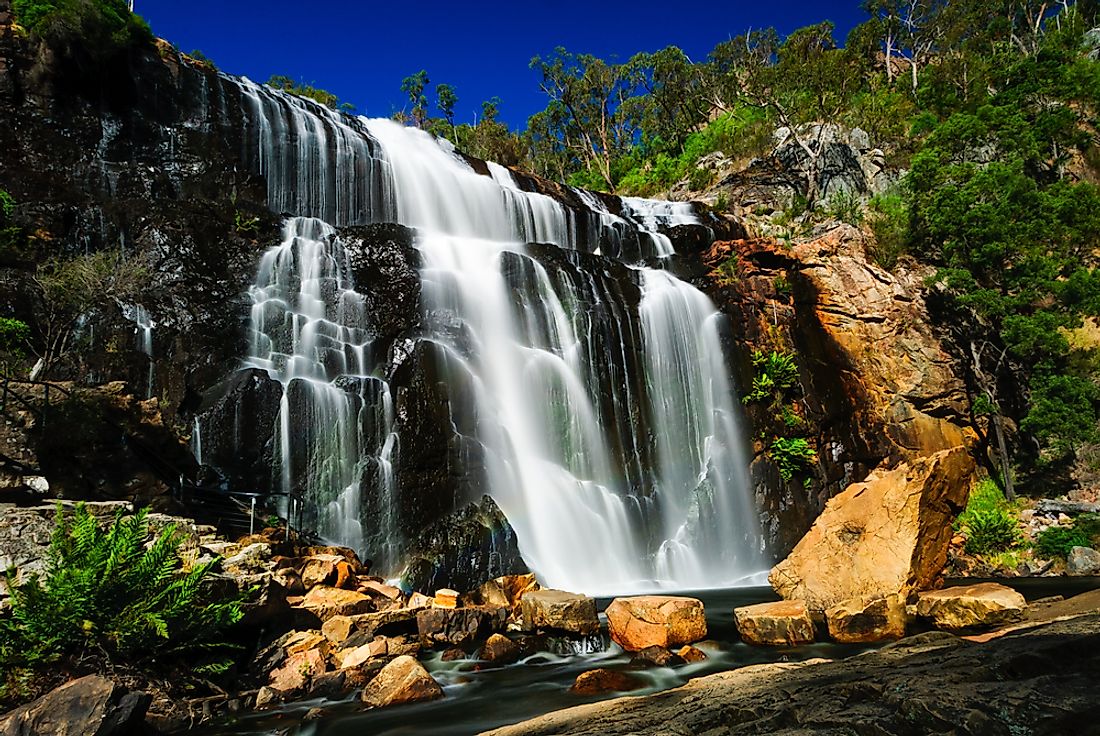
[520,589,599,635]
[222,542,272,572]
[361,655,443,708]
[631,646,683,667]
[770,447,974,611]
[480,633,521,665]
[916,583,1027,631]
[677,645,707,663]
[605,596,707,651]
[268,648,326,694]
[1067,546,1100,576]
[362,579,403,600]
[825,595,906,643]
[299,586,374,621]
[321,607,421,646]
[309,670,348,699]
[734,600,815,646]
[474,573,539,611]
[433,588,459,608]
[417,605,507,647]
[300,554,344,589]
[334,560,357,590]
[339,638,388,669]
[273,567,305,594]
[0,675,150,736]
[284,630,329,658]
[569,669,645,696]
[254,686,280,709]
[441,647,466,661]
[408,591,433,609]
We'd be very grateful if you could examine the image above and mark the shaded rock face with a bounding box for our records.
[770,446,974,612]
[708,227,973,558]
[0,675,150,736]
[825,594,906,643]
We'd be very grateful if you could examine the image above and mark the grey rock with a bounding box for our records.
[1067,546,1100,576]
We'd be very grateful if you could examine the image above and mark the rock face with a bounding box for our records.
[916,583,1027,631]
[520,590,600,636]
[299,586,374,621]
[483,614,1100,736]
[360,655,444,708]
[770,446,974,611]
[733,600,815,646]
[710,228,974,557]
[605,596,707,651]
[1067,546,1100,576]
[0,675,150,736]
[825,595,906,643]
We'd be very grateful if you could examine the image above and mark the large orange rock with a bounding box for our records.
[605,596,707,652]
[825,595,906,643]
[770,446,974,612]
[733,600,815,646]
[360,655,443,708]
[300,554,344,589]
[520,589,599,635]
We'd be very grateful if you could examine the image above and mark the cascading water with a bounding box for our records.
[225,79,762,592]
[120,302,155,399]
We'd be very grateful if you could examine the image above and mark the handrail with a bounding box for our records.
[0,374,306,536]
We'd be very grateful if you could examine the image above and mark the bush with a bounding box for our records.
[1035,514,1100,559]
[0,503,245,682]
[866,192,909,270]
[963,507,1019,555]
[12,0,152,62]
[770,436,816,481]
[744,350,800,404]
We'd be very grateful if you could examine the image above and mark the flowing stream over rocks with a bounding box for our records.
[208,79,763,592]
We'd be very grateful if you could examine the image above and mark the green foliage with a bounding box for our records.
[955,480,1020,556]
[0,504,245,682]
[0,317,31,372]
[267,76,352,112]
[1033,515,1100,559]
[866,191,909,271]
[234,211,259,235]
[770,437,816,481]
[823,189,864,226]
[11,0,151,62]
[400,70,430,128]
[744,350,800,404]
[0,190,22,256]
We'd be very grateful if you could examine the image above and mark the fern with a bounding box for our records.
[0,503,246,671]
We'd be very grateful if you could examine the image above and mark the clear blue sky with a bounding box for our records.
[139,1,867,129]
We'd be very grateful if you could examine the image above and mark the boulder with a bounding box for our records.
[268,648,326,694]
[677,645,707,663]
[734,600,815,646]
[433,588,459,609]
[825,595,906,643]
[770,447,974,611]
[300,554,344,589]
[569,669,645,696]
[339,638,388,669]
[916,583,1027,631]
[273,567,305,594]
[221,542,272,573]
[520,589,599,635]
[480,633,521,666]
[473,574,539,612]
[284,630,329,658]
[417,605,507,648]
[334,560,358,590]
[361,655,444,708]
[299,586,374,621]
[361,580,403,600]
[408,592,433,609]
[0,675,150,736]
[1067,546,1100,576]
[321,608,420,645]
[605,596,707,651]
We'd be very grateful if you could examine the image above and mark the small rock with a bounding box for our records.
[825,595,906,643]
[254,686,281,709]
[441,648,466,661]
[520,589,600,636]
[309,670,347,698]
[1067,546,1100,576]
[569,669,645,696]
[362,579,403,600]
[733,600,815,646]
[222,542,272,572]
[473,574,539,612]
[339,638,388,669]
[408,591,433,609]
[631,645,683,667]
[299,586,374,622]
[268,649,325,694]
[334,560,357,590]
[916,583,1027,631]
[433,588,460,609]
[284,630,329,658]
[361,655,443,708]
[480,633,520,665]
[605,596,706,651]
[677,645,707,663]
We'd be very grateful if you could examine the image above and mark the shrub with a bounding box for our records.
[823,189,864,226]
[866,192,910,271]
[770,436,816,481]
[0,504,245,679]
[12,0,152,62]
[963,507,1019,555]
[744,350,800,404]
[1035,514,1100,559]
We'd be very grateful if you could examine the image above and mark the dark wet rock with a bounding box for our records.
[630,646,683,668]
[487,614,1100,736]
[416,605,507,648]
[195,368,283,494]
[0,675,150,736]
[520,589,600,637]
[400,495,528,595]
[480,633,522,666]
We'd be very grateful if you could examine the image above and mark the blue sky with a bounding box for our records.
[139,1,867,129]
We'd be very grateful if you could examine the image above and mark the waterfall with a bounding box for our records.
[120,302,155,398]
[226,79,762,592]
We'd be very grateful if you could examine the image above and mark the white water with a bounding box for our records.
[228,80,762,592]
[120,302,155,398]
